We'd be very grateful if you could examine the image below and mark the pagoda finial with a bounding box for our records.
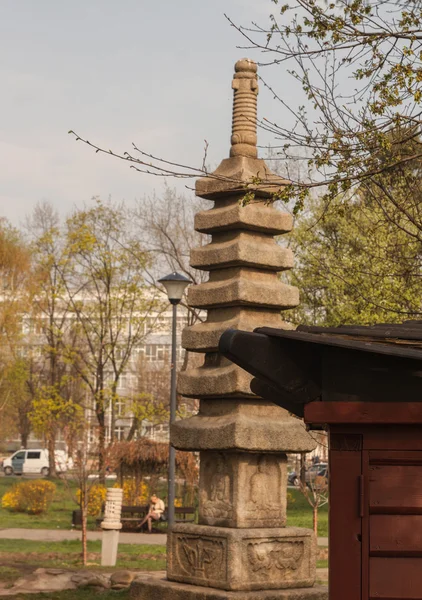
[230,58,258,159]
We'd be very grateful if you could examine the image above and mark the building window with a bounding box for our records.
[156,345,170,361]
[145,344,170,362]
[114,426,125,441]
[115,399,125,417]
[117,375,128,390]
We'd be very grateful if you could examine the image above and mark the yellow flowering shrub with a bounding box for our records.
[113,479,149,505]
[77,484,107,516]
[1,490,19,512]
[1,480,56,514]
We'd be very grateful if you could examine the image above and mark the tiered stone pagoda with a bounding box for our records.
[131,59,328,600]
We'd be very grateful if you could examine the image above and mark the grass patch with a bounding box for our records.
[0,539,166,571]
[317,559,328,569]
[286,488,328,537]
[0,477,106,530]
[0,565,21,584]
[0,476,171,531]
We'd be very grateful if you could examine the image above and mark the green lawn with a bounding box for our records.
[0,538,166,571]
[0,476,105,530]
[0,477,328,537]
[287,488,328,537]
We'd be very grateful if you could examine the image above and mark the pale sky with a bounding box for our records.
[0,0,298,225]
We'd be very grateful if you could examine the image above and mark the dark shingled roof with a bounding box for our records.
[256,320,422,361]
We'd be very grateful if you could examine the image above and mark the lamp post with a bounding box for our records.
[158,272,191,529]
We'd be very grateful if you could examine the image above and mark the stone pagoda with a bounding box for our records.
[131,59,328,600]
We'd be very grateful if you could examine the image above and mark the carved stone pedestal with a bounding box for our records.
[167,524,316,591]
[130,578,329,600]
[199,451,287,528]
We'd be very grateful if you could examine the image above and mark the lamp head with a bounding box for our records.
[158,272,191,305]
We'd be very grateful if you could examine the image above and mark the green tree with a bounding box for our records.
[0,358,33,448]
[26,202,77,475]
[62,199,156,479]
[30,386,83,472]
[127,391,169,442]
[0,219,32,446]
[0,218,31,343]
[287,191,422,326]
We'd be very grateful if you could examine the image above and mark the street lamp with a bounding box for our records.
[158,272,191,529]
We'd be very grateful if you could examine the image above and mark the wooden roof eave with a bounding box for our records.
[218,329,321,417]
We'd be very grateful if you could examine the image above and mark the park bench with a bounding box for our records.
[90,504,196,531]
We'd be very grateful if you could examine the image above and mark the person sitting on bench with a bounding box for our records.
[139,494,165,533]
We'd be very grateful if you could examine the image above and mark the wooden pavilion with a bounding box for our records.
[220,321,422,600]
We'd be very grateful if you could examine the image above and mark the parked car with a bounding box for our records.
[3,449,72,476]
[288,463,328,488]
[288,471,300,487]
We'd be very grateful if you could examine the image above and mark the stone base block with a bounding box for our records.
[130,578,328,600]
[167,524,316,592]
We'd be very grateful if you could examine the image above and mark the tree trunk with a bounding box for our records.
[81,501,88,566]
[18,405,32,449]
[97,411,106,485]
[21,429,29,449]
[48,436,57,477]
[313,505,318,536]
[300,453,307,485]
[110,384,117,443]
[126,417,138,442]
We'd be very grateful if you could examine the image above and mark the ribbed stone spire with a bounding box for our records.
[230,58,258,158]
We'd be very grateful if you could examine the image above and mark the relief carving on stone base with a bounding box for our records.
[174,534,227,583]
[244,456,284,525]
[246,540,304,577]
[201,453,233,521]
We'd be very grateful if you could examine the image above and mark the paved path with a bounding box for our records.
[0,528,328,546]
[0,528,167,545]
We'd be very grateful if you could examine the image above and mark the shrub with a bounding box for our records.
[77,484,107,516]
[114,479,149,505]
[1,480,56,514]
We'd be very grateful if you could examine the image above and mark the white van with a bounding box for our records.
[2,449,72,476]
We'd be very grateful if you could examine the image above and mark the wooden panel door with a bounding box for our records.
[366,450,422,600]
[329,432,363,600]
